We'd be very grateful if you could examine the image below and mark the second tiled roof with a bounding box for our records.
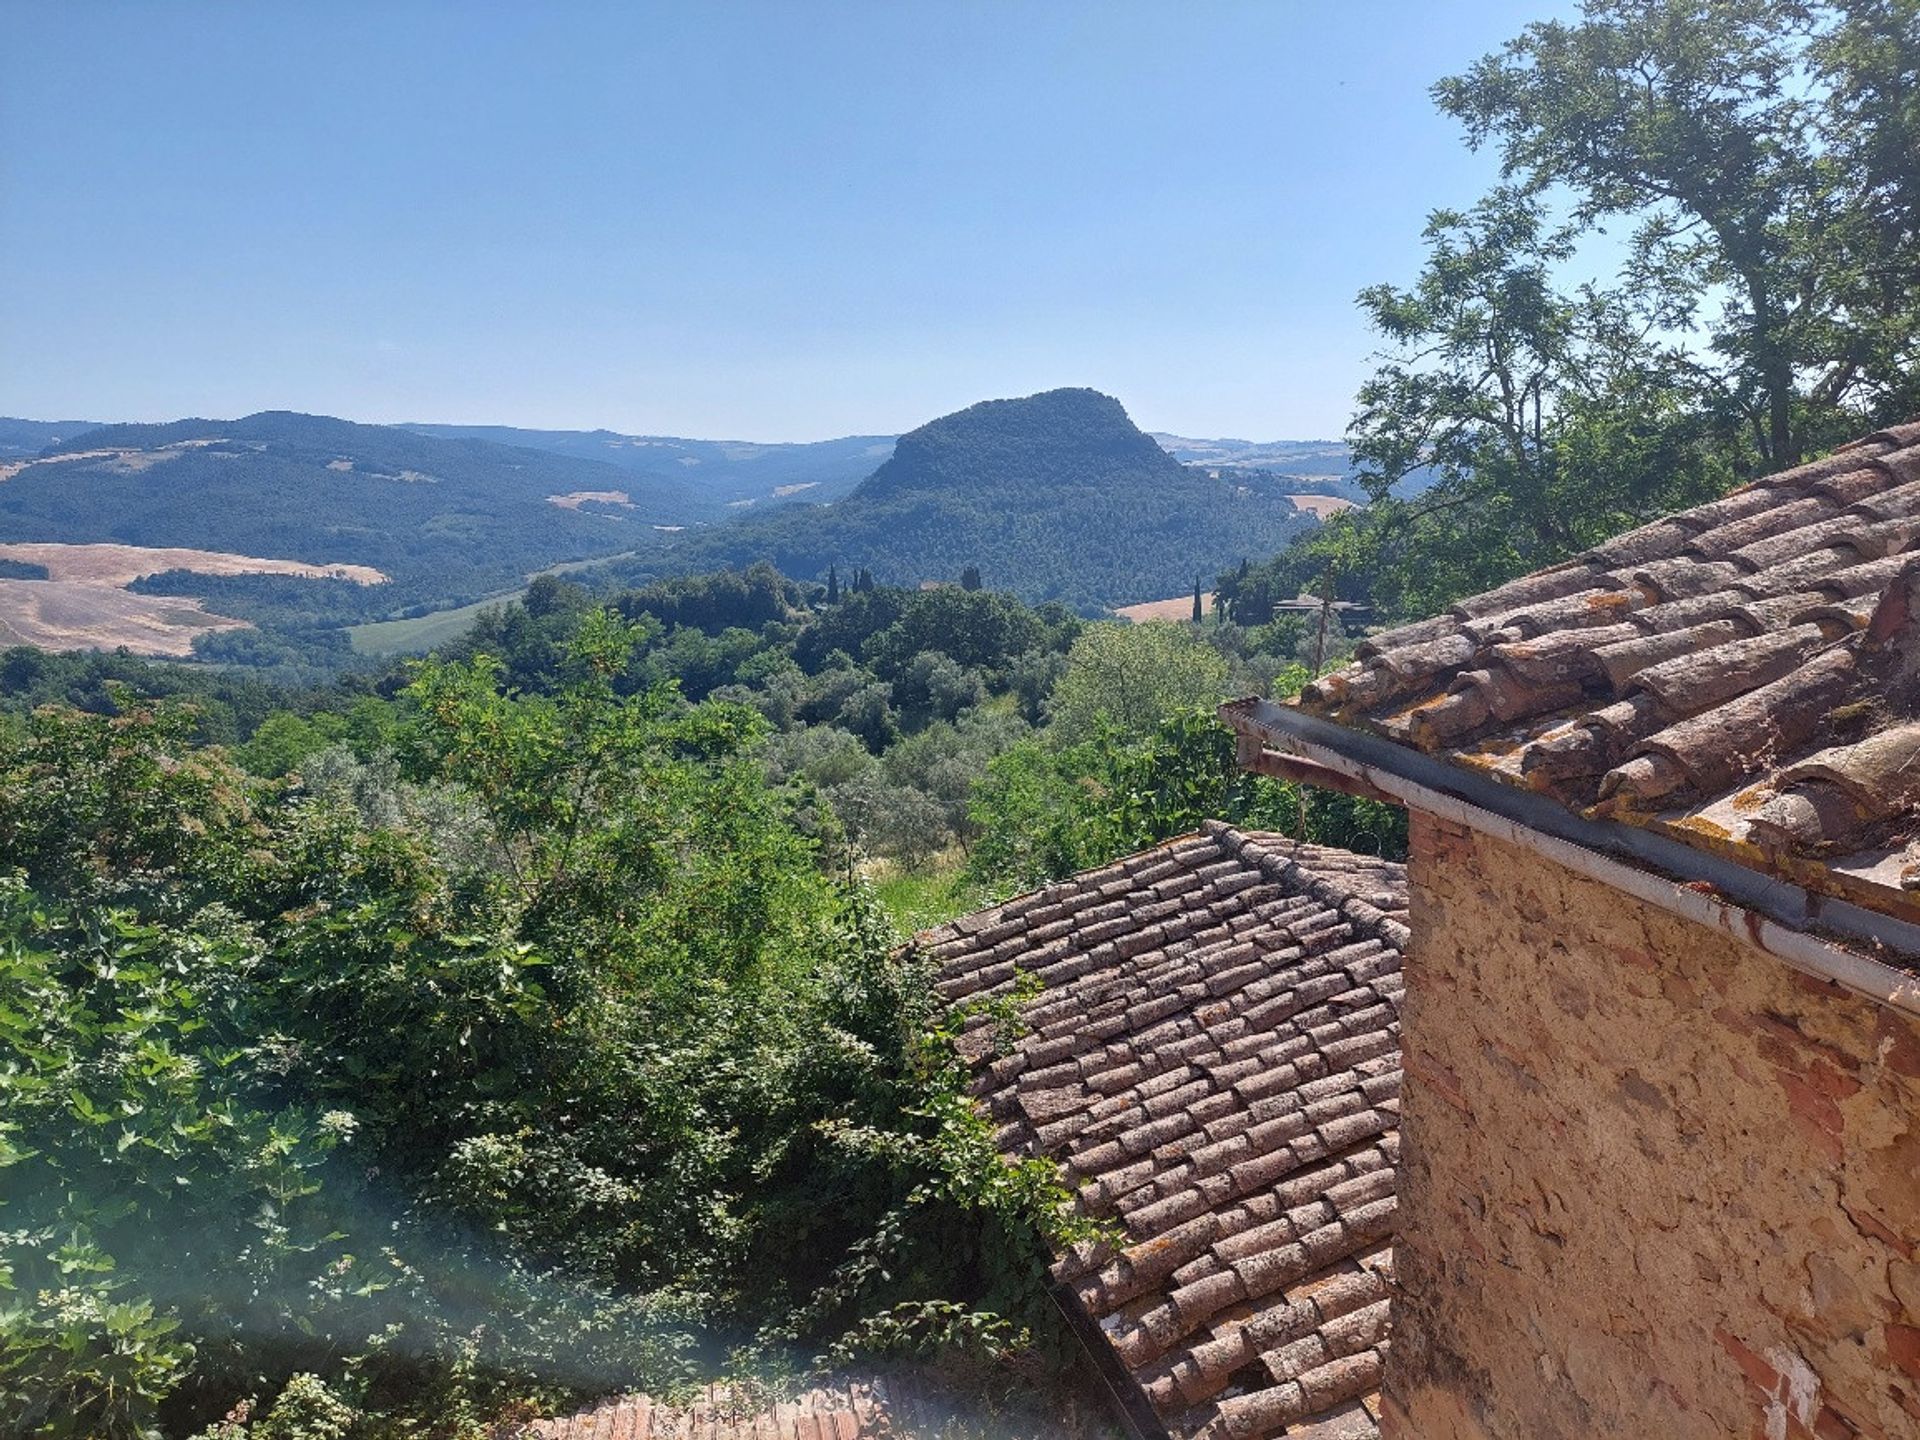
[920,823,1409,1440]
[531,1379,912,1439]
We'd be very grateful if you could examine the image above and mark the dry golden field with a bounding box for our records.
[1113,593,1213,623]
[1284,493,1354,518]
[0,542,386,655]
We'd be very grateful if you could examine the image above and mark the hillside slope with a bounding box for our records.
[0,412,695,623]
[1151,432,1354,474]
[0,418,104,459]
[600,389,1319,610]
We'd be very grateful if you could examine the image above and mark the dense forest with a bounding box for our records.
[0,563,1394,910]
[4,0,1918,1435]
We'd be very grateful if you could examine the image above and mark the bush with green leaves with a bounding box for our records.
[966,705,1407,895]
[1045,623,1231,745]
[0,611,1086,1437]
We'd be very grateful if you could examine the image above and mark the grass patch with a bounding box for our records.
[869,854,979,936]
[347,555,641,655]
[348,591,523,654]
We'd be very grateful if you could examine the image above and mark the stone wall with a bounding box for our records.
[1382,811,1920,1440]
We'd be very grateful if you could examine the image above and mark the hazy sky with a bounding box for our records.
[1,1,1577,441]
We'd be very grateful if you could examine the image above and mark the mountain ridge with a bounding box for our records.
[0,412,674,630]
[4,412,1361,489]
[0,417,106,459]
[398,421,896,508]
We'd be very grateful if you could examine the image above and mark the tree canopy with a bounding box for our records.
[1045,623,1232,746]
[1257,0,1920,624]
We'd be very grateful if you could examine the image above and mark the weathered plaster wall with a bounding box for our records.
[1382,811,1920,1440]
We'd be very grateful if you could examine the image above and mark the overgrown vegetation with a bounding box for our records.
[0,556,1392,1435]
[0,622,1102,1438]
[1229,0,1920,625]
[7,3,1914,1433]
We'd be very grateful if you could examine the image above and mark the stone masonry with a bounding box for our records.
[1382,811,1920,1440]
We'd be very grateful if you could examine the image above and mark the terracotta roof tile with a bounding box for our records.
[531,1379,926,1440]
[919,824,1407,1438]
[1264,422,1920,933]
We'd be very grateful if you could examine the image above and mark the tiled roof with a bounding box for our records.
[920,823,1409,1440]
[1289,419,1920,927]
[530,1378,924,1438]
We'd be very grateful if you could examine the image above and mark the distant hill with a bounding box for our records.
[1152,432,1444,499]
[405,421,1365,507]
[0,401,1346,657]
[0,418,104,459]
[0,412,692,627]
[1152,433,1355,474]
[400,423,895,509]
[594,389,1321,612]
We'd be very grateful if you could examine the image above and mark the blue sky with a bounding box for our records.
[0,1,1576,441]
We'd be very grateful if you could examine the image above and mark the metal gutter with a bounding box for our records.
[1223,697,1920,1020]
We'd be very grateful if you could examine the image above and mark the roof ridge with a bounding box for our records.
[911,828,1229,948]
[1202,819,1412,952]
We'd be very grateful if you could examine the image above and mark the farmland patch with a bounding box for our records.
[0,542,387,655]
[1285,493,1355,518]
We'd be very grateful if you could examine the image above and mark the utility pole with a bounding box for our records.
[1301,564,1339,841]
[1310,565,1336,679]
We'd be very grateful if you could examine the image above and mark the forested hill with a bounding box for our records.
[0,410,692,608]
[0,417,103,458]
[597,388,1320,611]
[400,422,896,508]
[857,389,1180,501]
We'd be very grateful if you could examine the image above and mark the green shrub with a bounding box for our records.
[0,613,1083,1436]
